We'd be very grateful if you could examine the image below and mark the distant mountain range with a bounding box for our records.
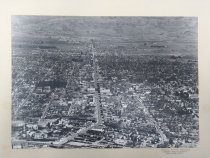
[12,16,197,56]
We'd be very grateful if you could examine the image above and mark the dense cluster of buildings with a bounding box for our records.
[12,46,198,148]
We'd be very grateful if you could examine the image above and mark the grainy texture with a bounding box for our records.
[11,16,198,149]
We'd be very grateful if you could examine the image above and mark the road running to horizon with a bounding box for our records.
[49,48,104,147]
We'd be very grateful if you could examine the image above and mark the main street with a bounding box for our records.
[50,48,104,147]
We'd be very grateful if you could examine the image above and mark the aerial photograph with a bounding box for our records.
[11,16,198,148]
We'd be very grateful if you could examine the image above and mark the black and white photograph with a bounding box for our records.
[11,16,198,149]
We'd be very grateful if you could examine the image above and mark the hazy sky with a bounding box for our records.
[12,16,197,55]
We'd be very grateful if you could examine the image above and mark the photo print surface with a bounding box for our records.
[11,16,198,149]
